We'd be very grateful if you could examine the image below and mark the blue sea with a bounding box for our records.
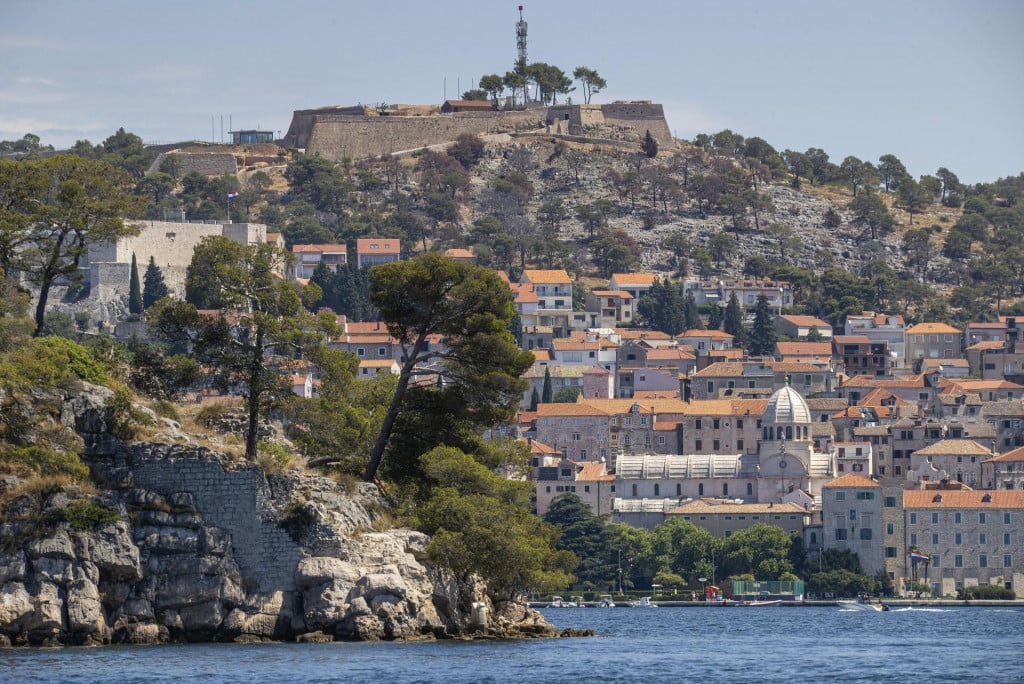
[3,606,1023,683]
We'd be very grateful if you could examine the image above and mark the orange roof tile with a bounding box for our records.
[780,315,831,328]
[904,490,1024,509]
[823,473,880,488]
[984,446,1024,462]
[522,269,572,284]
[906,322,961,334]
[610,273,658,286]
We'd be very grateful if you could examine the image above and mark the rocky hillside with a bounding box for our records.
[0,383,555,646]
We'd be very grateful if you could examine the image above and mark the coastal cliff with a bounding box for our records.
[0,384,555,646]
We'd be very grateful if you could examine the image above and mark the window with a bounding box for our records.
[954,555,963,568]
[698,483,704,495]
[584,485,590,493]
[1005,555,1013,568]
[910,533,917,545]
[707,382,714,394]
[747,483,753,496]
[932,533,939,545]
[695,439,703,451]
[722,483,729,496]
[624,435,631,447]
[955,533,962,545]
[1005,533,1012,545]
[571,432,581,441]
[737,439,744,451]
[658,435,666,446]
[979,533,987,545]
[640,415,648,426]
[545,486,550,493]
[560,469,572,477]
[856,491,875,500]
[695,419,702,430]
[378,347,387,357]
[885,547,897,558]
[909,512,917,524]
[356,348,365,357]
[955,512,962,524]
[737,419,744,429]
[932,555,939,567]
[850,509,857,521]
[1005,513,1012,525]
[713,439,720,451]
[713,418,721,429]
[887,523,894,535]
[676,483,682,496]
[835,529,848,540]
[631,484,638,497]
[980,512,987,524]
[580,450,587,459]
[860,528,872,540]
[980,555,988,568]
[654,484,660,496]
[885,496,896,508]
[932,512,939,524]
[836,492,846,501]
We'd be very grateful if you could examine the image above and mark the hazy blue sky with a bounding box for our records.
[2,0,1021,183]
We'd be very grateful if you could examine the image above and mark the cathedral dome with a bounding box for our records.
[763,385,811,425]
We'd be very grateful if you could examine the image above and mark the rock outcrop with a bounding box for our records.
[0,385,556,646]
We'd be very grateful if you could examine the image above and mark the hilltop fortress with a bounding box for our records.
[282,101,674,160]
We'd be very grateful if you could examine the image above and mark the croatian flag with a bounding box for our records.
[910,551,929,562]
[227,191,239,199]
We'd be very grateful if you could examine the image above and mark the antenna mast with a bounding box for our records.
[516,5,528,67]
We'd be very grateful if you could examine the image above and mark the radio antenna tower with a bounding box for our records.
[516,5,528,67]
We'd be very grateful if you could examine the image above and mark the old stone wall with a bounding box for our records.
[302,110,547,160]
[600,103,673,145]
[108,445,302,594]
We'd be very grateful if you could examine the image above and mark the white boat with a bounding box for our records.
[549,595,568,608]
[628,596,658,608]
[740,599,783,607]
[837,598,889,612]
[596,595,616,608]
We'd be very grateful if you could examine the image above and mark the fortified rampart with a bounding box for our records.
[87,220,267,298]
[284,102,673,160]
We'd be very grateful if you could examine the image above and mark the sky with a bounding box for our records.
[2,0,1021,184]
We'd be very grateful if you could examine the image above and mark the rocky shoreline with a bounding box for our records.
[0,385,558,647]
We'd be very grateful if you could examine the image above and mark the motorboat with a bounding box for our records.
[739,599,783,607]
[596,594,616,608]
[549,595,568,608]
[628,596,658,608]
[837,597,889,612]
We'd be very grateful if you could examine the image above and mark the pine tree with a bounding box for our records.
[747,294,777,356]
[128,253,143,314]
[723,292,745,347]
[542,367,553,404]
[142,256,170,308]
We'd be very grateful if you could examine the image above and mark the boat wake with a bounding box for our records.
[891,607,956,613]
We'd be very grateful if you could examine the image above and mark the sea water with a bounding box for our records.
[3,606,1022,683]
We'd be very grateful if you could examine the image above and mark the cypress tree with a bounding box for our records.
[642,129,659,158]
[142,256,170,308]
[747,294,778,356]
[723,292,745,347]
[707,302,723,330]
[128,253,143,314]
[542,367,553,403]
[530,387,540,411]
[683,290,703,331]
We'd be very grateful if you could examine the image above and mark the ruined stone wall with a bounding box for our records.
[115,445,302,594]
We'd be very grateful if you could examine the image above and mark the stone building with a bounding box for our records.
[820,473,885,575]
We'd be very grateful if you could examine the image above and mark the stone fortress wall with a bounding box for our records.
[87,221,267,298]
[284,102,673,161]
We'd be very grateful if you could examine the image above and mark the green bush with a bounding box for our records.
[33,336,109,385]
[46,499,120,529]
[962,584,1015,600]
[0,445,90,479]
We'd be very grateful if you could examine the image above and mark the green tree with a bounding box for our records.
[720,525,795,579]
[360,254,533,483]
[839,155,875,197]
[642,130,659,158]
[142,256,170,308]
[150,237,332,460]
[529,386,540,411]
[479,74,505,107]
[461,88,488,101]
[746,294,777,356]
[552,387,582,403]
[0,156,143,334]
[897,177,930,225]
[128,253,143,315]
[849,191,895,241]
[709,232,737,268]
[723,292,745,348]
[416,446,576,599]
[448,133,486,170]
[877,153,910,192]
[544,493,616,588]
[128,343,202,400]
[572,66,607,104]
[683,291,702,331]
[541,367,553,404]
